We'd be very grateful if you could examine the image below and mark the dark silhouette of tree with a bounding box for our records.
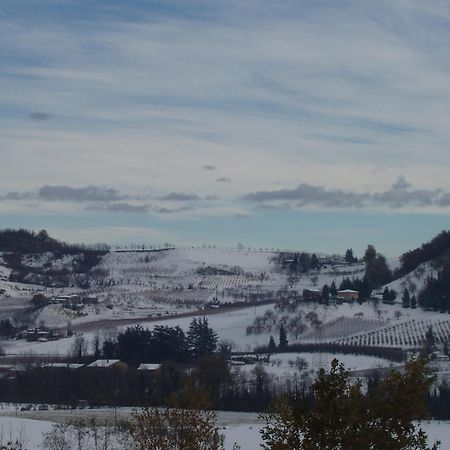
[321,284,330,305]
[402,288,411,308]
[31,293,50,309]
[345,248,357,263]
[423,326,436,356]
[279,324,288,348]
[310,253,319,270]
[261,358,439,450]
[363,245,392,288]
[187,318,218,359]
[330,281,338,297]
[268,336,276,353]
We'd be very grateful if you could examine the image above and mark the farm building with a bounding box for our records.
[303,288,322,302]
[337,289,359,302]
[138,363,161,371]
[87,359,127,369]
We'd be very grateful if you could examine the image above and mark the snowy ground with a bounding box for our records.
[0,412,447,450]
[6,298,450,357]
[245,352,395,378]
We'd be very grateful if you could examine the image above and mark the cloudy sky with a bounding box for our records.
[1,0,450,256]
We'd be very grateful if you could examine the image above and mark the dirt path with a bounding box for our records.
[71,300,274,333]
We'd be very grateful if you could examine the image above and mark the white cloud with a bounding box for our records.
[1,0,450,221]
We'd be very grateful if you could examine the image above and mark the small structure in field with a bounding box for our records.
[337,289,359,302]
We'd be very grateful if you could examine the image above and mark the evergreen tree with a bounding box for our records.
[188,317,218,359]
[310,253,319,270]
[423,326,436,356]
[383,287,396,303]
[411,295,417,309]
[345,248,357,263]
[402,288,411,308]
[268,336,276,353]
[321,284,330,304]
[279,324,288,348]
[330,281,338,297]
[363,244,377,262]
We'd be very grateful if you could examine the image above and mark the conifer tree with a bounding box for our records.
[279,324,288,348]
[402,288,411,308]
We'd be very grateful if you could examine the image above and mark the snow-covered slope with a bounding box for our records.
[99,247,277,278]
[385,261,439,297]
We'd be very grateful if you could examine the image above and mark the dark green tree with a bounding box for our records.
[261,358,439,450]
[188,318,218,359]
[268,336,276,353]
[310,253,319,270]
[402,288,411,308]
[365,249,392,288]
[423,326,436,356]
[330,281,338,297]
[279,324,288,348]
[321,284,330,304]
[345,248,357,263]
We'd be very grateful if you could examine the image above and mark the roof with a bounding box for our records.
[44,363,84,369]
[87,359,121,368]
[337,289,360,293]
[138,363,161,371]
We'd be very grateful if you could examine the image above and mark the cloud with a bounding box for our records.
[38,185,126,202]
[202,165,216,171]
[155,206,193,214]
[372,177,441,208]
[158,192,201,201]
[0,191,34,201]
[86,202,149,213]
[243,178,450,210]
[216,177,231,183]
[29,112,51,121]
[243,183,368,208]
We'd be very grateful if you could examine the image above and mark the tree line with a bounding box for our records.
[398,230,450,277]
[97,318,218,367]
[15,357,442,450]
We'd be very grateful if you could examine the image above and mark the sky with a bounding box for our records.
[1,0,450,256]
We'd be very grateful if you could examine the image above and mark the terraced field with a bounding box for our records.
[334,318,450,348]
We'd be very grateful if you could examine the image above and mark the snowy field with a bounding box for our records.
[6,298,450,358]
[0,413,448,450]
[247,352,395,378]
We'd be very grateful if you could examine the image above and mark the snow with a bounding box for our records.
[0,413,447,449]
[385,260,439,297]
[251,352,393,376]
[87,359,120,368]
[0,416,53,450]
[100,247,277,278]
[137,363,161,371]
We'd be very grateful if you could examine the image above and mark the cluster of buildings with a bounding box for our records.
[302,288,360,303]
[50,294,99,310]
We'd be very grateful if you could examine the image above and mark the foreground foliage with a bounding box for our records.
[261,357,440,450]
[132,407,225,450]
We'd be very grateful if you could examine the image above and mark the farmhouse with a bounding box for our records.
[303,288,322,302]
[337,289,359,302]
[87,359,127,369]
